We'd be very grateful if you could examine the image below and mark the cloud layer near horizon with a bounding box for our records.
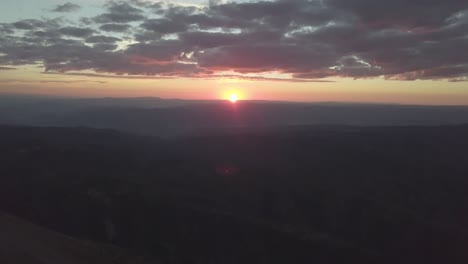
[1,0,468,81]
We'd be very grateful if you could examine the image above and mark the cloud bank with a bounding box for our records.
[52,2,81,13]
[0,0,467,81]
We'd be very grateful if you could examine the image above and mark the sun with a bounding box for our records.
[220,88,246,102]
[229,94,238,103]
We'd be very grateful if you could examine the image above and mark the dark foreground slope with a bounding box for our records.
[1,125,468,263]
[0,212,146,264]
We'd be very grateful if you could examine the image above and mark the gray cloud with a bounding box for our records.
[1,0,467,81]
[99,23,131,32]
[52,2,81,13]
[93,2,145,23]
[141,19,189,34]
[198,43,336,73]
[85,35,121,44]
[328,0,468,29]
[209,0,225,8]
[12,19,46,30]
[39,80,106,84]
[0,24,14,34]
[0,78,106,84]
[58,27,95,38]
[93,43,118,51]
[126,41,185,61]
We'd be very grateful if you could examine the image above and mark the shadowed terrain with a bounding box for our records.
[1,124,468,263]
[0,211,147,264]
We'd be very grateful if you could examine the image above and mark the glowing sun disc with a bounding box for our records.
[229,94,238,103]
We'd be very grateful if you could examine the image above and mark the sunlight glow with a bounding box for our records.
[220,87,247,102]
[229,93,238,103]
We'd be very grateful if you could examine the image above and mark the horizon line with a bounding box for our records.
[1,92,468,107]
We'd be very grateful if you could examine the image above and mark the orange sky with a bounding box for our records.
[1,66,468,105]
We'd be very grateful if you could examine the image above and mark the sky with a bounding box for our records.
[1,0,468,104]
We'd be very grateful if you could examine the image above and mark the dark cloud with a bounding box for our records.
[1,0,468,81]
[133,31,161,42]
[141,19,189,34]
[328,0,468,29]
[126,41,184,62]
[0,24,14,34]
[93,2,145,23]
[43,71,180,80]
[131,0,163,11]
[12,19,46,30]
[180,30,282,50]
[390,64,468,81]
[58,27,95,38]
[198,44,335,73]
[164,10,255,30]
[85,36,121,44]
[30,30,62,39]
[52,2,81,13]
[99,23,131,32]
[93,43,119,51]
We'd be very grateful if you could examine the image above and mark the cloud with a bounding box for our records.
[209,0,225,8]
[39,80,106,84]
[93,43,118,51]
[0,24,14,34]
[58,27,95,37]
[0,78,106,84]
[43,71,180,80]
[43,71,332,83]
[141,19,189,34]
[99,23,131,32]
[198,43,336,73]
[93,2,145,23]
[0,66,16,71]
[328,0,468,29]
[85,36,121,44]
[12,19,46,30]
[0,0,467,81]
[52,2,81,13]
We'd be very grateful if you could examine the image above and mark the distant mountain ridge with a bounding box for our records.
[2,95,468,137]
